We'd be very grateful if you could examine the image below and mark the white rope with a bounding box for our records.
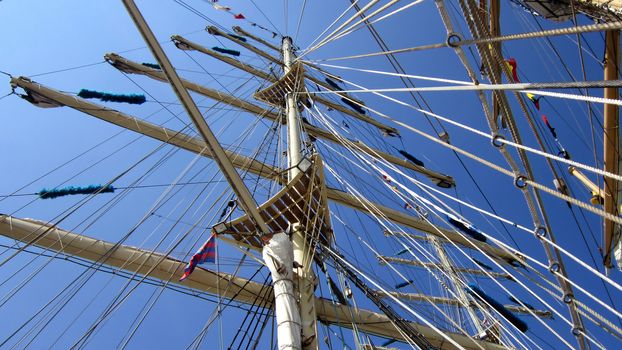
[299,0,361,55]
[300,0,381,58]
[310,104,602,348]
[310,105,576,344]
[305,0,425,57]
[306,21,622,62]
[310,62,475,85]
[324,161,577,349]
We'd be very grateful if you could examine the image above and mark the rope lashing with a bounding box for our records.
[395,280,413,289]
[472,258,493,271]
[38,184,115,199]
[212,47,241,57]
[398,149,425,167]
[341,97,366,114]
[141,62,161,70]
[446,215,487,242]
[325,78,344,91]
[77,89,146,104]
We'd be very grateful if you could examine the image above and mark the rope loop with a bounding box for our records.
[491,133,506,148]
[514,174,528,189]
[446,33,462,47]
[563,293,574,304]
[549,261,561,273]
[571,327,584,337]
[534,226,547,239]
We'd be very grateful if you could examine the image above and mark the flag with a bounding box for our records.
[180,234,216,281]
[542,115,557,139]
[504,58,519,83]
[527,93,541,110]
[213,4,231,11]
[234,13,245,19]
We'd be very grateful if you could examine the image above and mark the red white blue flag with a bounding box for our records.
[179,234,216,281]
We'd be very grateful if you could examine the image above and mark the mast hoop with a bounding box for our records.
[513,174,528,189]
[446,33,462,47]
[491,133,506,148]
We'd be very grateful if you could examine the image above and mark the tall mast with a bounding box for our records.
[428,237,486,337]
[283,36,319,349]
[603,29,620,269]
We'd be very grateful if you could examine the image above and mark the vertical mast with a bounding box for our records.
[428,237,486,338]
[603,30,620,269]
[282,36,319,349]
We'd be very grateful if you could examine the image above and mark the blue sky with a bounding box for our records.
[0,0,620,349]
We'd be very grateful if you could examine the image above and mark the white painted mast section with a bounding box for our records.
[283,36,318,350]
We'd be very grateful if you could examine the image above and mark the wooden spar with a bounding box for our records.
[103,54,455,187]
[171,35,399,135]
[9,76,281,180]
[488,0,502,128]
[568,166,606,205]
[328,190,520,264]
[375,291,553,318]
[232,26,280,52]
[603,29,620,269]
[206,26,369,108]
[8,77,514,262]
[378,256,512,280]
[0,215,507,350]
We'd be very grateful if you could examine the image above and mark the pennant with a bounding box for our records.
[213,4,230,11]
[504,58,519,83]
[527,93,541,110]
[542,115,557,139]
[234,13,245,19]
[180,234,217,281]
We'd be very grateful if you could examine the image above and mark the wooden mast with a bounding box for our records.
[282,36,318,349]
[603,29,620,269]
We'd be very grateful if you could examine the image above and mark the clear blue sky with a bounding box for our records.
[0,1,620,349]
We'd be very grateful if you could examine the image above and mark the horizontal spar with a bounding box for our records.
[9,76,280,181]
[327,189,521,264]
[205,26,368,107]
[377,256,512,280]
[105,53,453,187]
[375,291,552,318]
[171,35,399,135]
[9,77,514,262]
[0,215,505,349]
